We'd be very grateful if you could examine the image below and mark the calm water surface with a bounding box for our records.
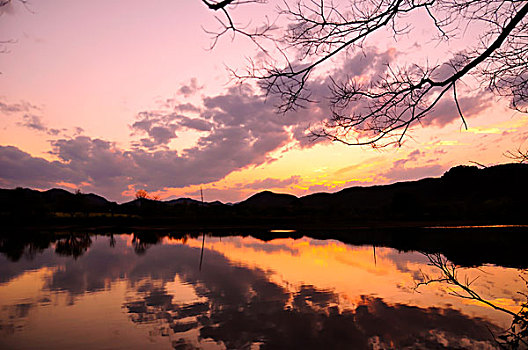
[0,233,526,349]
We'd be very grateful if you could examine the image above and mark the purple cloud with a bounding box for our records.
[18,114,47,131]
[131,49,403,154]
[15,113,69,136]
[241,176,301,190]
[391,150,424,169]
[178,78,202,97]
[0,146,79,188]
[338,47,397,80]
[0,55,370,200]
[131,111,214,149]
[179,116,212,132]
[1,120,291,200]
[381,162,445,182]
[376,149,445,182]
[424,94,492,127]
[0,49,447,201]
[175,103,201,113]
[0,99,39,115]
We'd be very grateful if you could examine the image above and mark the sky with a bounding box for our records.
[1,0,527,203]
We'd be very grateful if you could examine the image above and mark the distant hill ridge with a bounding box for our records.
[2,163,528,225]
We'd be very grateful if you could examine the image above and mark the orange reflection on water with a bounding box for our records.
[166,235,525,328]
[1,234,525,349]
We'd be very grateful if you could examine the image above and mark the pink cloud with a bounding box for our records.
[241,176,301,190]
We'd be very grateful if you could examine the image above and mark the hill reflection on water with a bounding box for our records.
[0,232,526,349]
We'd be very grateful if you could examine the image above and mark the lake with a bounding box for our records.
[0,232,526,349]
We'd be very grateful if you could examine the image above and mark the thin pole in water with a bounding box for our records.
[199,187,205,271]
[199,232,205,271]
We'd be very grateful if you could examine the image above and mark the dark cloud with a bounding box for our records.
[178,78,202,97]
[178,116,212,131]
[1,99,81,137]
[407,149,422,159]
[0,145,78,188]
[0,99,39,115]
[201,84,327,148]
[295,47,400,136]
[384,249,430,274]
[49,136,133,197]
[47,128,61,136]
[430,53,470,82]
[507,71,528,111]
[417,54,493,128]
[175,103,201,113]
[0,118,290,200]
[424,94,493,127]
[311,49,495,139]
[148,125,177,145]
[18,114,47,131]
[238,241,299,255]
[100,83,330,197]
[131,111,213,149]
[130,111,179,149]
[433,53,527,115]
[338,47,397,79]
[12,112,68,136]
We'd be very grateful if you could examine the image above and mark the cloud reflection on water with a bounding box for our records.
[0,234,522,349]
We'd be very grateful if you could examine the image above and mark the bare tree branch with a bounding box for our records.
[416,253,528,349]
[203,0,528,147]
[505,148,528,163]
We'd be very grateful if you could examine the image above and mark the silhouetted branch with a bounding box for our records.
[201,0,273,50]
[202,0,238,11]
[203,0,528,147]
[416,252,528,349]
[468,160,488,168]
[506,148,528,163]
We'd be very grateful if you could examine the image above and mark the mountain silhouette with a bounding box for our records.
[2,163,528,227]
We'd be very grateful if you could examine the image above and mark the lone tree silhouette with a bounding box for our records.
[203,0,528,147]
[135,189,161,201]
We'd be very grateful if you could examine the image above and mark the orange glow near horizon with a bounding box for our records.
[0,1,527,203]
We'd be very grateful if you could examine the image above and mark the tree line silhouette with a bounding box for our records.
[2,164,528,228]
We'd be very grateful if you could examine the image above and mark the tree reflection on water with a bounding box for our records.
[131,232,162,255]
[417,253,528,349]
[54,234,92,259]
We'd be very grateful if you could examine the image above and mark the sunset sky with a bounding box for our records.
[1,0,527,203]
